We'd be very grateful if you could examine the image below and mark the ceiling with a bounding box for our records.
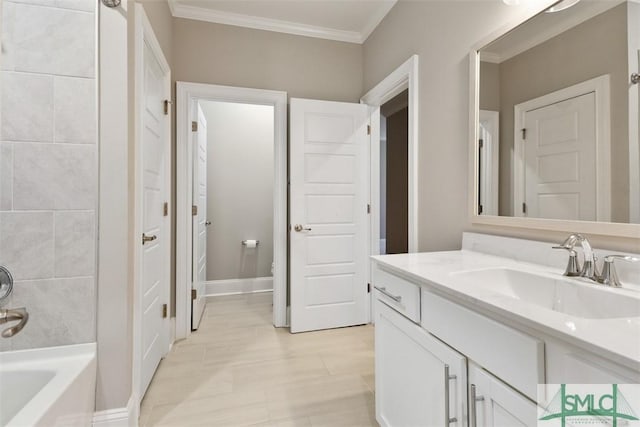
[168,0,397,44]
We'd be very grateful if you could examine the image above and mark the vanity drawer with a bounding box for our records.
[372,266,421,323]
[421,289,544,400]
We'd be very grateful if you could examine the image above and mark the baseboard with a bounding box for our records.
[205,277,273,297]
[92,395,137,427]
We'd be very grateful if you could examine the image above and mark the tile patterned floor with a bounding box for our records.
[140,292,377,426]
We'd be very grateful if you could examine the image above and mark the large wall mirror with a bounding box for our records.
[472,0,640,235]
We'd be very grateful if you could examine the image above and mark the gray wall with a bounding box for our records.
[494,4,629,220]
[173,18,363,102]
[0,0,97,350]
[363,0,640,252]
[200,101,275,281]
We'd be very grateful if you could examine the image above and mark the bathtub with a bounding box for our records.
[0,343,96,427]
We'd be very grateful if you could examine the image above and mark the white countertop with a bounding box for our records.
[372,250,640,371]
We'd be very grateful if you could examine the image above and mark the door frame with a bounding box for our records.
[478,110,499,216]
[513,74,611,221]
[361,55,419,259]
[132,4,172,406]
[176,82,288,339]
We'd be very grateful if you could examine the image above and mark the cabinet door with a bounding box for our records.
[468,362,537,427]
[375,300,467,427]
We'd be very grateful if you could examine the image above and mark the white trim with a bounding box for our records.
[205,277,274,297]
[513,75,611,222]
[176,82,288,340]
[168,0,396,44]
[478,110,500,216]
[92,395,137,427]
[133,3,172,409]
[361,55,419,254]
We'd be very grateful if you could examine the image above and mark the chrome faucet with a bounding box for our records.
[0,265,29,337]
[0,308,29,338]
[553,234,599,280]
[597,255,640,288]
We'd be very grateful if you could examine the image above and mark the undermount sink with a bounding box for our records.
[451,267,640,319]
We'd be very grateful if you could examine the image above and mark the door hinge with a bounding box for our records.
[367,283,371,293]
[367,125,371,135]
[192,205,198,216]
[162,303,168,318]
[367,204,371,214]
[478,204,483,214]
[163,99,172,115]
[479,139,484,149]
[521,128,527,140]
[192,121,198,132]
[192,289,197,300]
[522,202,527,214]
[163,202,168,217]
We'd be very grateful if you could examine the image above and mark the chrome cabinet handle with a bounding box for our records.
[374,286,402,303]
[469,384,485,427]
[142,233,157,244]
[444,364,457,425]
[293,224,312,232]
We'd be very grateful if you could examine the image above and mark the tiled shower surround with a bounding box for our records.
[0,0,97,351]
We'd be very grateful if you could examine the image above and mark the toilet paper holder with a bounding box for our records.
[242,240,260,246]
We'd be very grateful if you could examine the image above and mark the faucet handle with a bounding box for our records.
[598,255,640,287]
[552,246,581,277]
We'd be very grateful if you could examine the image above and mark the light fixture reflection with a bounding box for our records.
[546,0,580,13]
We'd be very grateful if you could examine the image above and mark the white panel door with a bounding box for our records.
[192,105,207,330]
[140,41,170,396]
[521,92,596,220]
[469,362,537,427]
[290,98,370,333]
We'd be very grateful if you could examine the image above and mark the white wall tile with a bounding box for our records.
[1,72,54,142]
[0,212,54,280]
[2,2,94,77]
[0,144,13,210]
[55,211,96,277]
[13,144,96,210]
[6,0,95,12]
[10,277,96,349]
[54,76,96,144]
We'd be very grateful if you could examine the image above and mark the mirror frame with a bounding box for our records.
[468,0,640,238]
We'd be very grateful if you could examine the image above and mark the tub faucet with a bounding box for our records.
[0,307,29,338]
[553,233,599,280]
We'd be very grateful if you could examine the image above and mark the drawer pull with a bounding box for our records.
[374,286,402,303]
[444,364,457,425]
[469,384,485,427]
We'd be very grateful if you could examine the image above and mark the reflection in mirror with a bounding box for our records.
[477,0,640,224]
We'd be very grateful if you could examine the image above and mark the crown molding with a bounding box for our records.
[168,0,396,44]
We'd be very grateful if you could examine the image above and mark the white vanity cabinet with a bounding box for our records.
[375,300,467,427]
[468,363,537,427]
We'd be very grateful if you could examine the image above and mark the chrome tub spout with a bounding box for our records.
[0,307,29,338]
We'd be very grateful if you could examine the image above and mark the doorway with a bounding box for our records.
[379,90,409,255]
[196,99,276,327]
[176,83,287,339]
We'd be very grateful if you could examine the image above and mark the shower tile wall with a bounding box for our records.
[0,0,97,351]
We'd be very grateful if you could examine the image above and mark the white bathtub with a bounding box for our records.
[0,343,96,427]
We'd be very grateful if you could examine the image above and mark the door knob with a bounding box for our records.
[142,233,157,244]
[205,221,212,226]
[293,224,312,232]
